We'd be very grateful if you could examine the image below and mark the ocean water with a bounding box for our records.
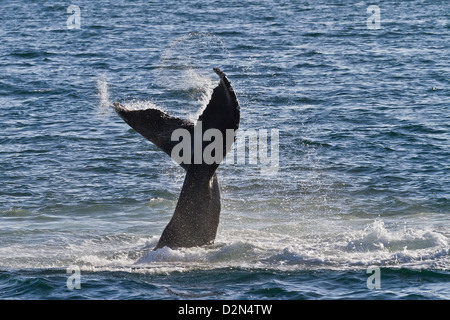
[0,0,449,300]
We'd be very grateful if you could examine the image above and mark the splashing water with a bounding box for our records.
[96,75,112,116]
[95,33,228,121]
[119,99,164,112]
[157,32,229,121]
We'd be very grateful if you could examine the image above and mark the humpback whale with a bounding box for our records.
[113,68,240,249]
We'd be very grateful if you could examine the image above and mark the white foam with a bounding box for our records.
[126,218,449,272]
[332,219,449,268]
[136,246,207,264]
[345,219,448,253]
[0,218,447,273]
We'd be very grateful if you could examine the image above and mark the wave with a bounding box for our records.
[0,217,447,275]
[129,219,449,273]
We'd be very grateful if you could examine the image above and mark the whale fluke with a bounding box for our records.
[114,68,240,249]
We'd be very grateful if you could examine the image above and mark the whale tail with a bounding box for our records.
[114,68,239,171]
[114,68,240,249]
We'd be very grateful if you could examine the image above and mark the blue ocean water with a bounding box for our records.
[0,0,449,300]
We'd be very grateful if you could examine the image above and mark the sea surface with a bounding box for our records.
[0,0,449,300]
